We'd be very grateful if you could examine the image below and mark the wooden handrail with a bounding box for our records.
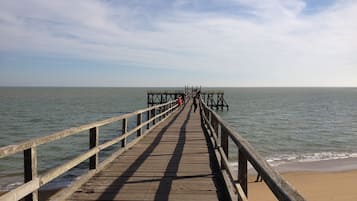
[199,99,306,201]
[0,101,174,158]
[0,100,178,201]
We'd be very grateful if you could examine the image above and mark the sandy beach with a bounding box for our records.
[249,170,357,201]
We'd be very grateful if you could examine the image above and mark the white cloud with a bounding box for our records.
[0,0,357,86]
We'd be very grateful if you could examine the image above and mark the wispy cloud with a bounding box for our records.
[0,0,356,86]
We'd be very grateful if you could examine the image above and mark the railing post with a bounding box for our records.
[24,147,38,201]
[122,118,127,147]
[221,126,228,169]
[211,115,219,138]
[238,150,248,200]
[147,110,150,129]
[137,113,142,137]
[208,111,213,126]
[158,106,162,121]
[164,104,168,117]
[89,127,99,170]
[152,108,156,125]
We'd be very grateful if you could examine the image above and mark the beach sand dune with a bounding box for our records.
[249,170,357,201]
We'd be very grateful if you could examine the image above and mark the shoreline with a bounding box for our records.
[228,156,357,175]
[275,157,357,173]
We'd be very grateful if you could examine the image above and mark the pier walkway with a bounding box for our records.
[67,102,225,201]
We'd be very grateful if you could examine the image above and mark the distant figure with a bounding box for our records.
[193,96,198,112]
[255,173,263,182]
[177,96,183,106]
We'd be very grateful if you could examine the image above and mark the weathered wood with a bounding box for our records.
[23,147,38,201]
[89,127,99,170]
[147,111,150,129]
[66,101,224,201]
[151,108,156,125]
[49,136,142,201]
[137,113,142,137]
[221,126,228,160]
[121,118,127,147]
[238,150,248,200]
[221,169,237,200]
[236,183,249,201]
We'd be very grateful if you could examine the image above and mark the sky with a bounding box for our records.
[0,0,356,87]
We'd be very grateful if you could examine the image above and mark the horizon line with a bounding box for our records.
[1,85,357,88]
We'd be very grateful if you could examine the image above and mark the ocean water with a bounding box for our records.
[1,87,357,190]
[217,88,357,166]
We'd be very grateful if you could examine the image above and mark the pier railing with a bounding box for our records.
[200,99,306,201]
[0,100,178,201]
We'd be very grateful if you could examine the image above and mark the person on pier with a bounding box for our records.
[193,91,200,112]
[177,96,183,107]
[193,97,198,112]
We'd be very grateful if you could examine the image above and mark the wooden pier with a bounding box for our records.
[68,102,225,201]
[0,95,305,201]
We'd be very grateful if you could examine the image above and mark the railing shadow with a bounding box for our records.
[96,104,185,200]
[153,104,192,200]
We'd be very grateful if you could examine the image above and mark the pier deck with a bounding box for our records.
[67,102,225,201]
